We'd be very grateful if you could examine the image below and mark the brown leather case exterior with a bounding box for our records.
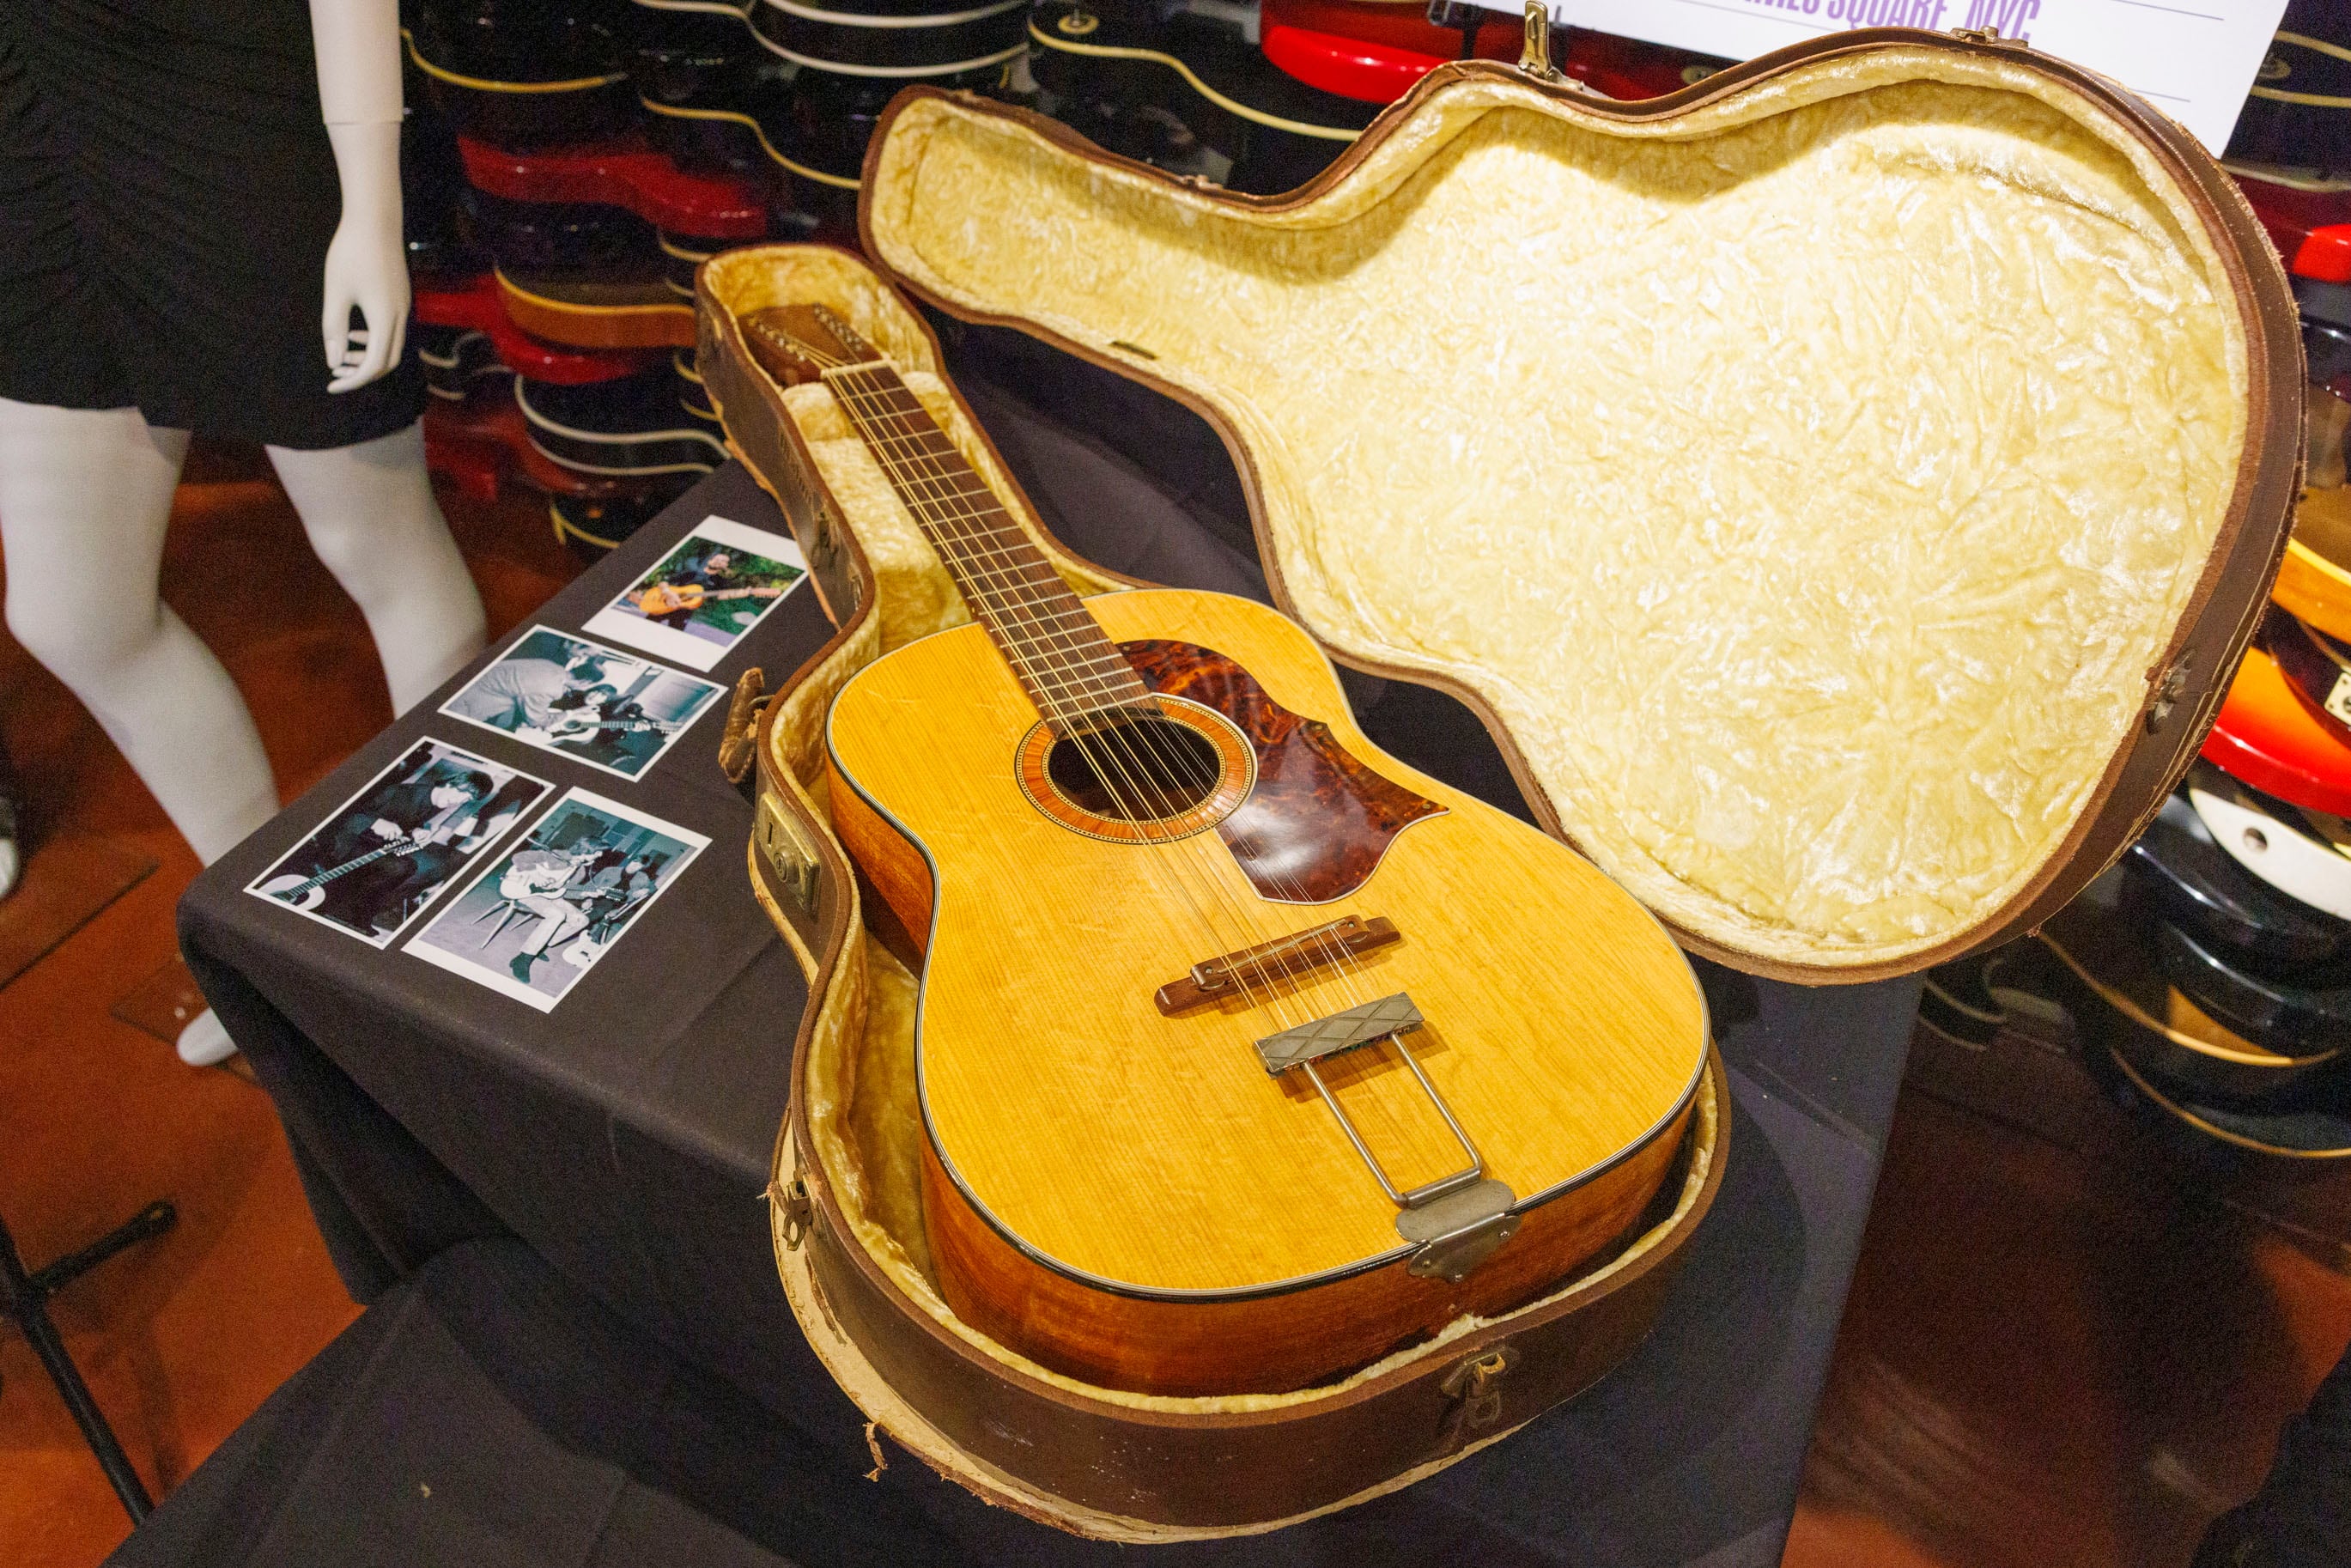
[858,32,2307,984]
[779,1053,1724,1534]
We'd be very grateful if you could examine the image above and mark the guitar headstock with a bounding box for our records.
[742,304,885,386]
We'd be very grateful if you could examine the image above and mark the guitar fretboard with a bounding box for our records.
[819,362,1151,727]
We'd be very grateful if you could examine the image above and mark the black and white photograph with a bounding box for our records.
[402,788,708,1012]
[580,514,808,672]
[437,625,725,781]
[242,739,550,947]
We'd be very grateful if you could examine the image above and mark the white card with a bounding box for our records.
[1522,0,2293,155]
[580,514,809,673]
[403,787,711,1012]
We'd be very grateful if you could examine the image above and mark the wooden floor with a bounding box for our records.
[1,448,2347,1565]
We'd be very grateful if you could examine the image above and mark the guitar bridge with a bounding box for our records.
[1157,916,1400,1015]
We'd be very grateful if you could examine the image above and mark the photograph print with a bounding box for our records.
[580,514,807,672]
[244,738,550,947]
[403,787,708,1012]
[438,626,724,781]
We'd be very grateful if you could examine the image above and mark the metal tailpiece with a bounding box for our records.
[1254,992,1422,1073]
[1258,993,1524,1279]
[1398,1178,1522,1283]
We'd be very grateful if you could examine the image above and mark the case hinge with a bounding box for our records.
[1516,1,1563,83]
[719,668,771,786]
[2145,655,2191,732]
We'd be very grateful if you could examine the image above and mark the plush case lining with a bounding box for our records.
[863,51,2256,972]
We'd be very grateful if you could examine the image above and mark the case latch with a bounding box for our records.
[1516,1,1562,83]
[771,1174,813,1249]
[1439,1345,1518,1446]
[755,791,823,916]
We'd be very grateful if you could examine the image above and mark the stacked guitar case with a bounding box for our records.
[402,0,1032,554]
[1927,31,2351,1168]
[691,26,2301,1535]
[1024,0,1722,193]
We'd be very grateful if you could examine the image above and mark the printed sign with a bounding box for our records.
[1526,0,2293,154]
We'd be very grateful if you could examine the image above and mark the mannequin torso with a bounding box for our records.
[0,0,489,1063]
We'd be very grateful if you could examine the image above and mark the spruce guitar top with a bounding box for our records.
[745,306,1710,1396]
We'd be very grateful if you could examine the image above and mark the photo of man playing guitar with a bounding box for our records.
[440,628,722,782]
[246,740,550,945]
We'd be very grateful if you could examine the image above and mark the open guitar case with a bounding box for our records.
[694,24,2303,1540]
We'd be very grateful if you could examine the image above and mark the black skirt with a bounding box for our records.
[0,1,423,448]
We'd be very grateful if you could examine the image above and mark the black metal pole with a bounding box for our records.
[0,1204,177,1522]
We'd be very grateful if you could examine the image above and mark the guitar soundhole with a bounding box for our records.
[1017,697,1255,844]
[1046,715,1221,823]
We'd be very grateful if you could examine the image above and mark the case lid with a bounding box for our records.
[859,29,2302,980]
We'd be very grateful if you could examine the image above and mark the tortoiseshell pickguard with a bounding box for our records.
[1118,638,1444,903]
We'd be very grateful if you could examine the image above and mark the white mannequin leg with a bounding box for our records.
[269,422,483,714]
[0,399,278,863]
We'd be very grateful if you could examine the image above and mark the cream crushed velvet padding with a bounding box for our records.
[866,55,2252,970]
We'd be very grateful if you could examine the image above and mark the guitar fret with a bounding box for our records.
[825,362,1150,723]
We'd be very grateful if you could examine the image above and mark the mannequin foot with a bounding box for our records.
[0,793,20,903]
[176,1008,238,1067]
[509,951,538,982]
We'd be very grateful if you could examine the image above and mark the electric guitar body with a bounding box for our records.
[756,307,1709,1398]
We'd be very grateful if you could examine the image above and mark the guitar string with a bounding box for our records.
[818,365,1298,1000]
[817,360,1321,1030]
[823,363,1389,1030]
[793,324,1390,1048]
[818,362,1388,1017]
[822,351,1445,1191]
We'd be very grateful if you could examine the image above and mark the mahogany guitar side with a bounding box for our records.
[826,586,1709,1395]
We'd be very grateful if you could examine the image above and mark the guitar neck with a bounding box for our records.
[304,838,413,891]
[819,362,1150,726]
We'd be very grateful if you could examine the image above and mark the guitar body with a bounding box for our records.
[635,583,709,616]
[827,586,1709,1395]
[255,874,330,912]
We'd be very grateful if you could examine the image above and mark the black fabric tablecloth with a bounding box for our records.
[104,1237,967,1568]
[179,349,1919,1568]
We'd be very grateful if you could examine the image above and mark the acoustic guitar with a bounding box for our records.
[630,582,782,617]
[531,712,683,744]
[258,840,428,911]
[499,852,589,902]
[745,307,1709,1396]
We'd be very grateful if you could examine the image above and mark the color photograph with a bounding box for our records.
[402,788,708,1012]
[580,514,808,672]
[437,626,725,781]
[242,738,549,947]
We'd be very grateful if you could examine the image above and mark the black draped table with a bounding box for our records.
[179,349,1919,1568]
